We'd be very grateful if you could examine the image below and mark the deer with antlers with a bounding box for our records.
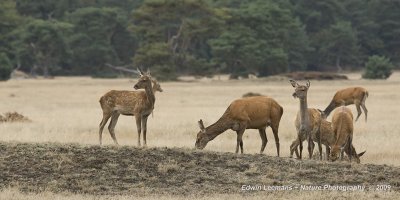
[98,68,162,146]
[321,87,368,122]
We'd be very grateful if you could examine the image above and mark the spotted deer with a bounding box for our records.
[321,87,368,122]
[290,80,323,160]
[195,96,283,156]
[98,68,161,146]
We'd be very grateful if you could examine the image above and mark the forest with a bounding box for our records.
[0,0,399,80]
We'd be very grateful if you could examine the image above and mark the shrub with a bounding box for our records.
[362,55,394,79]
[0,53,13,81]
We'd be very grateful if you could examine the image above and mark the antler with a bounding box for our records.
[136,67,144,76]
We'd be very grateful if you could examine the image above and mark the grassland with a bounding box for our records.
[0,72,399,199]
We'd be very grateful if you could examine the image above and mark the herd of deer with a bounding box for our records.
[98,69,368,163]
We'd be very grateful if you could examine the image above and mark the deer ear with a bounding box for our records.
[136,67,143,76]
[146,68,151,76]
[358,151,366,157]
[306,80,310,88]
[289,80,298,88]
[198,119,205,131]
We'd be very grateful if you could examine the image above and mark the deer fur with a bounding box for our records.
[291,119,366,163]
[290,80,323,160]
[195,96,283,156]
[321,87,369,122]
[330,106,358,162]
[98,69,161,146]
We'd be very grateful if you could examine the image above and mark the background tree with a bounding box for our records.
[132,0,224,80]
[362,55,393,79]
[210,0,310,77]
[0,0,398,79]
[12,19,72,77]
[66,7,136,76]
[316,21,359,72]
[0,0,21,80]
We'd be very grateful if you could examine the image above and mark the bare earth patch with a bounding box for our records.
[0,142,398,198]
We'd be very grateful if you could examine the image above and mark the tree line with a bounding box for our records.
[0,0,399,80]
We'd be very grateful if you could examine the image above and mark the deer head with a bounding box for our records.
[195,119,209,149]
[290,80,310,99]
[151,79,163,92]
[329,145,342,162]
[133,68,152,90]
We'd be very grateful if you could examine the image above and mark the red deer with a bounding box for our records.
[195,96,283,156]
[330,106,360,162]
[321,87,368,122]
[98,69,161,146]
[290,80,323,160]
[291,119,366,163]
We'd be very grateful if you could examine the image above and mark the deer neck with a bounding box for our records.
[299,96,310,126]
[205,116,232,141]
[323,101,336,117]
[144,84,155,108]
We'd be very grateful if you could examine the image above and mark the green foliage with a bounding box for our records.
[12,19,72,77]
[2,0,400,78]
[362,55,393,79]
[66,7,136,75]
[0,53,13,81]
[316,21,359,70]
[133,42,176,80]
[132,0,224,80]
[210,0,309,76]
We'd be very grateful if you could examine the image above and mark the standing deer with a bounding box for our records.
[290,80,323,160]
[290,119,366,163]
[330,106,358,162]
[98,68,161,146]
[321,87,368,122]
[195,96,283,156]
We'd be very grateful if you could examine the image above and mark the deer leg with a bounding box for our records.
[348,137,353,162]
[289,139,298,158]
[135,115,142,147]
[142,115,149,147]
[355,100,362,122]
[307,134,314,159]
[271,125,280,157]
[108,112,120,145]
[236,129,245,154]
[317,130,323,160]
[298,134,303,160]
[325,145,330,160]
[99,113,111,145]
[258,128,268,154]
[361,102,368,122]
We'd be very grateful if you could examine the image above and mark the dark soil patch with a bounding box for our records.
[0,142,398,196]
[0,112,31,123]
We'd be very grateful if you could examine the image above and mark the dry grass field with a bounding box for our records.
[0,72,399,199]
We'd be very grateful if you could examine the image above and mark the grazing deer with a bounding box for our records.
[321,87,369,122]
[98,69,161,146]
[330,106,359,162]
[290,80,323,160]
[291,119,366,163]
[195,96,283,156]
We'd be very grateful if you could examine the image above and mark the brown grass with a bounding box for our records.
[0,72,400,198]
